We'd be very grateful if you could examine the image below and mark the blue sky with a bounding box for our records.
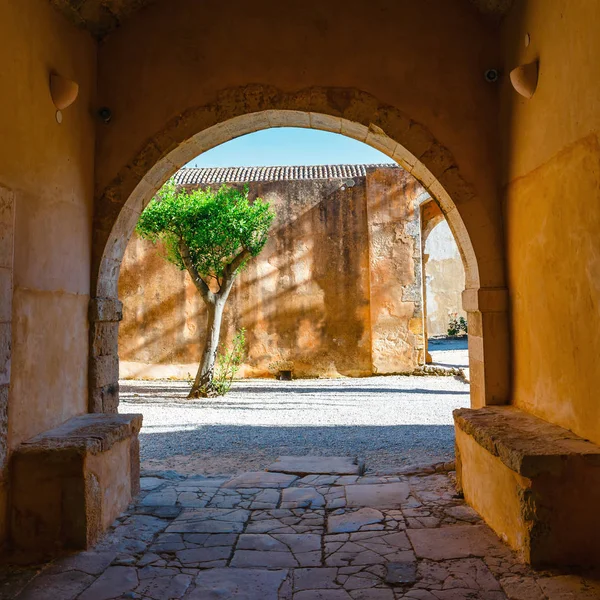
[186,127,394,168]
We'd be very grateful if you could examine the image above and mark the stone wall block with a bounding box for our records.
[89,297,123,323]
[0,268,12,323]
[95,258,122,297]
[466,310,483,337]
[89,354,119,390]
[91,322,119,358]
[309,112,343,133]
[0,385,7,473]
[265,110,310,129]
[143,155,179,188]
[404,122,436,161]
[340,119,369,142]
[89,298,123,323]
[411,161,437,188]
[0,323,11,387]
[0,188,15,270]
[89,382,119,414]
[418,142,456,179]
[225,112,271,138]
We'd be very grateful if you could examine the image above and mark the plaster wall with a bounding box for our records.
[501,0,600,443]
[119,167,424,378]
[424,220,467,338]
[95,0,505,290]
[0,0,96,545]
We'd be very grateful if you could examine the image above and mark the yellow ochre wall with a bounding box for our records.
[0,0,96,544]
[501,1,600,444]
[118,167,426,378]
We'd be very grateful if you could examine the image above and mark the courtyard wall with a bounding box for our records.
[118,165,465,378]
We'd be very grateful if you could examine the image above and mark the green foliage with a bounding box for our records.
[211,328,246,396]
[136,180,275,282]
[447,313,468,337]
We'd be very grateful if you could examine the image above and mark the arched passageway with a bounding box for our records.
[90,89,510,413]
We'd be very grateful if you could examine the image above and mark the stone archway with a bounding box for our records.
[90,86,510,413]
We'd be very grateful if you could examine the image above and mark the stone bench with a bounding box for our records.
[10,413,142,559]
[454,406,600,568]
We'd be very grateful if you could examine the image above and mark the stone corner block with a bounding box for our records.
[89,297,123,323]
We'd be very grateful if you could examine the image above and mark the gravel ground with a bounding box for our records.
[429,337,468,366]
[121,345,470,476]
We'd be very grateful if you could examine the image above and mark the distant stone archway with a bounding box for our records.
[90,86,509,413]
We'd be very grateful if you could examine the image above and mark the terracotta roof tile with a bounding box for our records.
[173,163,397,185]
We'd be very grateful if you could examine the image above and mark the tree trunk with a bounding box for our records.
[188,296,227,398]
[178,240,247,398]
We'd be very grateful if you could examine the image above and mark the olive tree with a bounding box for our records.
[136,180,274,397]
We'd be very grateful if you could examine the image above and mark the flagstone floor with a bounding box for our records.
[5,457,600,599]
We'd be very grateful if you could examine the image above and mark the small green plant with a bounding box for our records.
[447,313,468,337]
[204,328,246,396]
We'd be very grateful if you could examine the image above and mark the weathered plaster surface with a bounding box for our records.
[0,0,96,547]
[95,0,505,289]
[366,168,425,372]
[48,0,514,39]
[424,219,466,338]
[119,167,424,378]
[501,0,600,444]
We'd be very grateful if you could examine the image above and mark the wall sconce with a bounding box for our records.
[50,73,79,123]
[510,61,539,99]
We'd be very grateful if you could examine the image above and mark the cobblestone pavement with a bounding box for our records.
[5,457,600,599]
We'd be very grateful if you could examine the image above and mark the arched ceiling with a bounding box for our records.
[49,0,514,39]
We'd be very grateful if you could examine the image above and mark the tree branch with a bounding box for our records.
[179,240,215,304]
[225,248,252,278]
[218,248,252,300]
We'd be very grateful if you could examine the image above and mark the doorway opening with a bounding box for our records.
[115,126,471,476]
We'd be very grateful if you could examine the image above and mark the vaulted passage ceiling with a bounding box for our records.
[49,0,157,38]
[49,0,514,39]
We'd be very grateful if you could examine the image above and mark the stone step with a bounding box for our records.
[266,456,364,476]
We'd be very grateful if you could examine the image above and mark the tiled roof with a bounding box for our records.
[174,163,397,186]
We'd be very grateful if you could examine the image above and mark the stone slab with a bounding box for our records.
[78,566,138,600]
[165,508,249,534]
[454,406,600,477]
[17,413,143,455]
[328,508,384,533]
[141,477,164,491]
[222,471,298,489]
[407,525,508,560]
[345,483,410,508]
[189,568,289,599]
[281,487,326,509]
[267,456,361,475]
[386,561,417,585]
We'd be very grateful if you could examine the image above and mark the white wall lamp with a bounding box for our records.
[510,60,539,99]
[50,73,79,123]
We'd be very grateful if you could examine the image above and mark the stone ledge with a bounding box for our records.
[18,413,142,456]
[453,406,600,478]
